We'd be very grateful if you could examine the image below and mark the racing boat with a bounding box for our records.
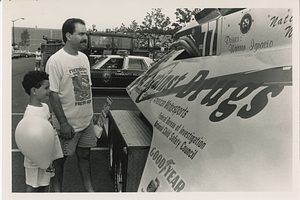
[126,8,294,192]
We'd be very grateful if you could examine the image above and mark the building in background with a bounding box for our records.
[12,27,62,52]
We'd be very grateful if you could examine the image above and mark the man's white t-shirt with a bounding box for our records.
[46,48,93,132]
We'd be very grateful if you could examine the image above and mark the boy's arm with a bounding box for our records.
[49,91,74,139]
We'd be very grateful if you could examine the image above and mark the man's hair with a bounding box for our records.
[62,18,86,43]
[22,71,49,95]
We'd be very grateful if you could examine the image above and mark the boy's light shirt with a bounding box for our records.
[23,103,51,168]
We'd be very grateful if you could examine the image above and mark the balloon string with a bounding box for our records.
[47,179,51,192]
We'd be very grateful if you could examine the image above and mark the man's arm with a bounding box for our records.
[49,91,74,139]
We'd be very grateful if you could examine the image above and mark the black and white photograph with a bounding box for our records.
[1,0,299,199]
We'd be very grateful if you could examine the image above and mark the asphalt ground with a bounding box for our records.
[8,57,139,193]
[12,148,115,192]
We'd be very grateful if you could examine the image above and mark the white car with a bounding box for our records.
[90,54,152,90]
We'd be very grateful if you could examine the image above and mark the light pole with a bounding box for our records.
[12,18,25,46]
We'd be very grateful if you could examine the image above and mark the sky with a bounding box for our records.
[3,0,296,31]
[3,0,195,31]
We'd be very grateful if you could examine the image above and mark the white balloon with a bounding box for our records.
[15,116,54,169]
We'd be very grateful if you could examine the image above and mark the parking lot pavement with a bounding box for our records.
[10,58,120,193]
[12,113,114,193]
[12,149,115,192]
[11,97,135,193]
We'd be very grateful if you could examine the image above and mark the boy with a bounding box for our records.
[21,71,63,192]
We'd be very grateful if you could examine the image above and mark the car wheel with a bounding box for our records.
[115,157,123,192]
[114,147,126,192]
[107,132,114,178]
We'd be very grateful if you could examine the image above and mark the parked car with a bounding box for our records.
[90,53,152,89]
[12,52,20,59]
[14,50,26,57]
[24,50,35,57]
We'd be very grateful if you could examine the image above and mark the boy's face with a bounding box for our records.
[34,80,50,101]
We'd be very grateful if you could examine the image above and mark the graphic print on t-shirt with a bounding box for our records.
[70,67,92,106]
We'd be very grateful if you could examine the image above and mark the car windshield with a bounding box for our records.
[90,36,113,48]
[91,57,109,69]
[90,35,132,49]
[128,58,148,70]
[114,37,132,49]
[92,57,124,70]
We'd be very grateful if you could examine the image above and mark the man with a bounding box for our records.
[45,18,97,192]
[35,48,42,71]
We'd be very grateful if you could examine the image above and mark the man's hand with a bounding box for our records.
[60,122,75,139]
[49,92,75,139]
[93,114,98,125]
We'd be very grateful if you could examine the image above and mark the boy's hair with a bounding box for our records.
[22,71,49,95]
[62,18,85,43]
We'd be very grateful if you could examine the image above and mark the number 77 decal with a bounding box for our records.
[199,20,218,56]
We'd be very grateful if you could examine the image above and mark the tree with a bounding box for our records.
[19,29,30,49]
[172,8,201,30]
[127,20,139,33]
[110,8,201,58]
[113,23,128,34]
[138,8,174,56]
[139,8,172,34]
